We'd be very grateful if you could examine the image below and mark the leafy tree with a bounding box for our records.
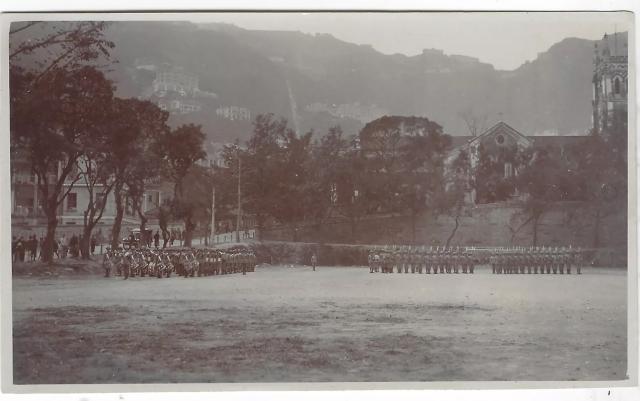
[270,130,315,241]
[234,114,291,239]
[176,166,214,243]
[76,150,116,259]
[359,116,405,174]
[107,98,170,249]
[334,137,371,242]
[10,21,115,263]
[515,147,575,246]
[11,66,114,262]
[309,126,350,225]
[359,116,451,217]
[397,123,451,243]
[211,148,242,236]
[472,144,519,204]
[442,149,472,247]
[159,124,206,247]
[570,133,626,248]
[9,21,114,81]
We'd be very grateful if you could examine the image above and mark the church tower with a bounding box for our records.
[592,32,628,144]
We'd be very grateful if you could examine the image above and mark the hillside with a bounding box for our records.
[105,21,599,143]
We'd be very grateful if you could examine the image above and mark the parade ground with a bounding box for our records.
[12,265,627,383]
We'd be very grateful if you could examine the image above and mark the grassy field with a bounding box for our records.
[12,265,627,383]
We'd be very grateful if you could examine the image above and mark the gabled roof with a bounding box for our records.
[467,121,532,146]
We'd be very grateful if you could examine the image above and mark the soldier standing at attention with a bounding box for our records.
[576,247,583,275]
[402,249,409,274]
[372,250,378,273]
[383,250,389,273]
[242,252,247,275]
[311,253,317,272]
[424,250,431,274]
[503,253,509,274]
[559,248,566,274]
[411,248,417,273]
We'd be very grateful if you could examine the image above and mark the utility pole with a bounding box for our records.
[210,184,215,245]
[235,149,242,243]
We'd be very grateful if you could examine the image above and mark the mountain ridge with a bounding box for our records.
[104,21,605,143]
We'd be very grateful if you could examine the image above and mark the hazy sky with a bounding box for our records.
[189,12,632,70]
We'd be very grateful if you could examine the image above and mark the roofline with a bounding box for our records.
[467,121,532,146]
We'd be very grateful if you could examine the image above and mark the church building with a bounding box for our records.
[445,121,585,204]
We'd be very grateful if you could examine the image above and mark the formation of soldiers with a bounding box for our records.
[488,247,583,275]
[367,246,585,275]
[194,247,257,276]
[367,246,476,274]
[102,246,256,279]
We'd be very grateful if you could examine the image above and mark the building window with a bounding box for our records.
[614,78,621,95]
[504,162,513,178]
[495,134,505,145]
[67,193,77,211]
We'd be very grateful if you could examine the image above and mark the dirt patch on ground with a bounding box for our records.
[12,266,627,383]
[12,259,103,277]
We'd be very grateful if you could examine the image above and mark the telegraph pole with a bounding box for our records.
[235,150,242,243]
[210,185,215,245]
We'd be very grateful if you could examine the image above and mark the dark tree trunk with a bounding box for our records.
[159,206,170,249]
[137,205,148,239]
[81,224,94,259]
[183,217,195,247]
[446,215,460,248]
[42,206,58,264]
[111,182,125,249]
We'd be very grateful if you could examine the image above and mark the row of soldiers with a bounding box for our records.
[489,247,583,274]
[102,247,256,279]
[194,248,257,276]
[366,246,585,275]
[367,247,476,274]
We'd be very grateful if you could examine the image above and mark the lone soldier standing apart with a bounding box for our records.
[311,253,317,272]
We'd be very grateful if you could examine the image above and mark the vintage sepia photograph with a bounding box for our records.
[3,10,635,388]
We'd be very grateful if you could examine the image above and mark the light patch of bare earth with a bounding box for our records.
[12,266,626,383]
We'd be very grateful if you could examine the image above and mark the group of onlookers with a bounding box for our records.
[11,235,40,263]
[12,233,99,262]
